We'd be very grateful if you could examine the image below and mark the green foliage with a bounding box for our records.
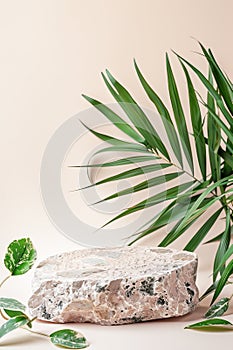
[185,318,233,330]
[0,238,89,348]
[82,42,233,330]
[50,330,88,349]
[205,298,230,319]
[0,316,29,339]
[0,298,26,312]
[4,238,37,275]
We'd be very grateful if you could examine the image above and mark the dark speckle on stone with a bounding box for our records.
[187,287,194,296]
[139,277,155,296]
[95,283,107,293]
[57,301,63,309]
[41,306,52,320]
[122,316,142,323]
[185,282,190,287]
[125,285,135,298]
[157,297,165,305]
[132,316,143,323]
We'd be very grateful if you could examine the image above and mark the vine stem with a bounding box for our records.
[22,326,49,338]
[0,309,8,321]
[0,309,49,339]
[0,275,11,289]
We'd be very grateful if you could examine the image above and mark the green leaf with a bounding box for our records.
[159,213,200,248]
[98,172,183,207]
[0,298,26,312]
[213,208,231,281]
[134,59,183,167]
[218,147,233,170]
[223,125,233,177]
[3,309,26,318]
[93,143,151,156]
[80,163,171,190]
[0,316,28,339]
[179,59,206,180]
[184,208,222,252]
[205,298,229,319]
[199,44,233,115]
[174,51,233,129]
[70,155,158,168]
[80,121,140,147]
[4,238,37,275]
[82,94,145,144]
[207,69,221,183]
[102,70,170,159]
[159,197,219,247]
[50,329,88,349]
[203,102,233,148]
[129,194,211,245]
[213,243,233,277]
[167,176,233,243]
[185,318,233,330]
[166,54,193,173]
[99,181,194,226]
[212,259,233,304]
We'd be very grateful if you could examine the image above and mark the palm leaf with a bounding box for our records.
[81,121,141,146]
[199,43,233,114]
[82,94,145,143]
[134,60,183,167]
[203,102,233,147]
[166,54,193,173]
[184,208,222,252]
[213,208,231,281]
[130,196,213,245]
[168,176,233,240]
[70,155,158,168]
[93,144,151,156]
[97,181,194,226]
[97,172,183,222]
[179,60,206,180]
[158,197,219,247]
[175,51,233,129]
[102,70,170,159]
[79,163,171,190]
[81,44,233,306]
[212,260,233,304]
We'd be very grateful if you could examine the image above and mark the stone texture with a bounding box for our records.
[28,246,199,325]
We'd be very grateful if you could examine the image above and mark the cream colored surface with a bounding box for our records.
[0,0,232,349]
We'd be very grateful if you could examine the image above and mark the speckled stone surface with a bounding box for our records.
[28,247,199,325]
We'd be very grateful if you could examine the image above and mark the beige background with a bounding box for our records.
[0,1,232,349]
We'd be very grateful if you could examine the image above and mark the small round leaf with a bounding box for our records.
[185,318,233,330]
[205,297,229,319]
[0,316,28,339]
[4,238,37,275]
[50,329,88,349]
[0,298,26,312]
